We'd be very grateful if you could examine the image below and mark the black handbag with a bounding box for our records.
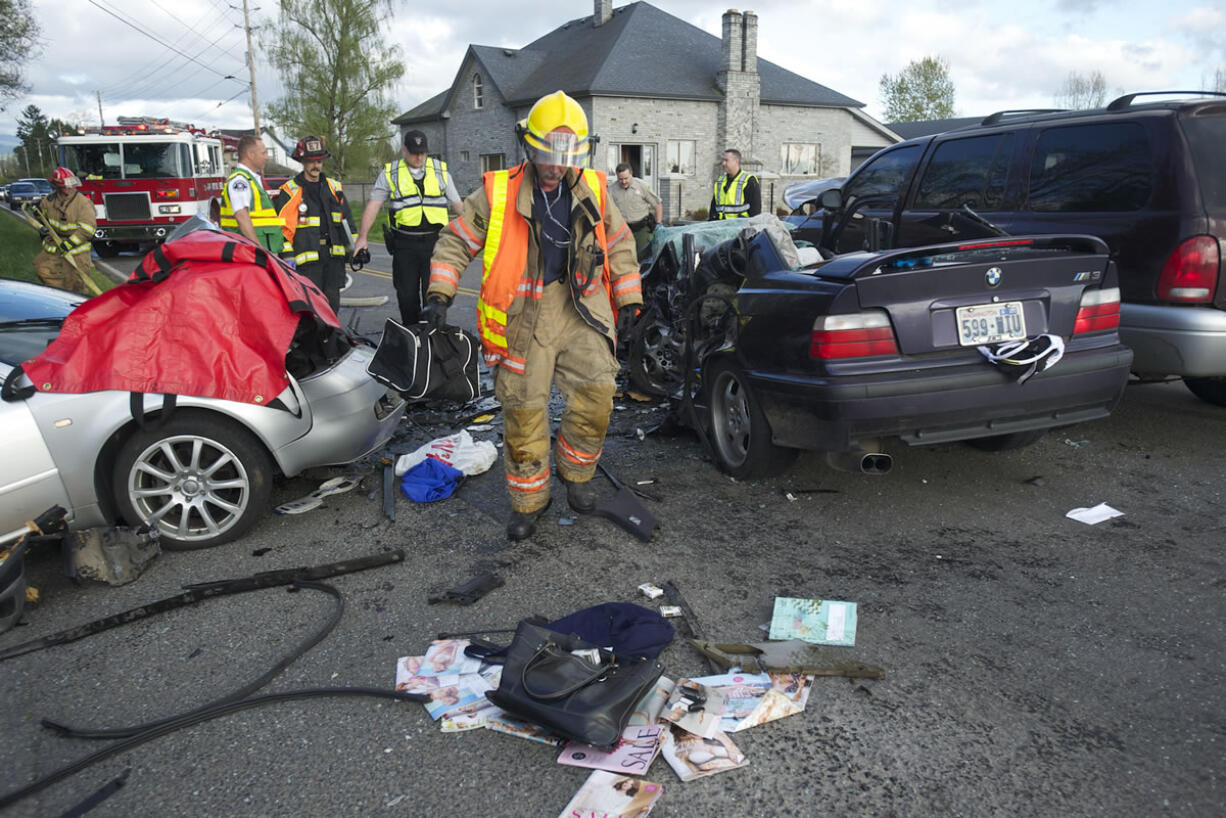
[485,621,665,750]
[366,318,480,403]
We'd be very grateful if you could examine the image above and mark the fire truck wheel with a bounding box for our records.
[93,241,122,258]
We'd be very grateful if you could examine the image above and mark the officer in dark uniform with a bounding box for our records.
[274,136,355,310]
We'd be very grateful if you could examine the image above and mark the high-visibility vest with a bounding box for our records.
[477,165,612,373]
[220,166,284,251]
[276,177,349,267]
[386,157,450,230]
[712,170,756,219]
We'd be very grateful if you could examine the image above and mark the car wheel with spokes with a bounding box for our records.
[113,413,273,550]
[704,359,797,479]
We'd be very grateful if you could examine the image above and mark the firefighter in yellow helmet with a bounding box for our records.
[425,90,643,541]
[33,167,97,294]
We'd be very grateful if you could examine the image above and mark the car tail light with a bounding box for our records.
[1073,287,1121,335]
[810,310,898,359]
[1157,236,1219,302]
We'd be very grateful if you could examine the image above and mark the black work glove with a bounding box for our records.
[38,226,50,240]
[420,294,450,330]
[350,247,371,270]
[616,305,642,338]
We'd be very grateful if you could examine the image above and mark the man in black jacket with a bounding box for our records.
[274,136,355,310]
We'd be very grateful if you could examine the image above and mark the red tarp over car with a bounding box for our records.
[23,230,342,405]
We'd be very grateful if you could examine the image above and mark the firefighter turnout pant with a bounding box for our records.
[34,249,92,295]
[495,281,620,514]
[391,230,438,325]
[297,257,347,312]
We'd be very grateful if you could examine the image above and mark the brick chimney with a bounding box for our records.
[716,9,760,169]
[593,0,612,26]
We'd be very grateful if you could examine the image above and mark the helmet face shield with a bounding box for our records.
[523,129,591,170]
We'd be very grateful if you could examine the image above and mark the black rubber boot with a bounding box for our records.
[506,498,551,541]
[561,477,597,515]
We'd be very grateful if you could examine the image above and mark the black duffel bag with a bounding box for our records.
[485,620,665,750]
[366,318,480,403]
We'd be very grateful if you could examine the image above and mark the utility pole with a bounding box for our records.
[242,0,260,135]
[96,90,105,127]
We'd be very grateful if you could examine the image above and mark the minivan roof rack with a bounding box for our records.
[980,109,1066,126]
[1107,90,1226,111]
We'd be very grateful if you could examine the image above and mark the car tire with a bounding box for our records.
[704,359,797,478]
[965,429,1047,451]
[627,317,681,398]
[112,412,274,550]
[1183,376,1226,407]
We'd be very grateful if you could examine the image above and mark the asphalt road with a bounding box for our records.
[3,246,1223,817]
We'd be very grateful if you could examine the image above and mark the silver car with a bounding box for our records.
[0,279,405,549]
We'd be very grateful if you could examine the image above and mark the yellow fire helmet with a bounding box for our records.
[517,90,592,169]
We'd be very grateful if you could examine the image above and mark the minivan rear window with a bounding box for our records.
[1027,122,1152,212]
[914,133,1015,210]
[1181,108,1226,211]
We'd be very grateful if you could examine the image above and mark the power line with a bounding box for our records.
[94,2,238,95]
[149,0,245,63]
[87,0,244,80]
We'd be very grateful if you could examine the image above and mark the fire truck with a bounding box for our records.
[56,117,226,257]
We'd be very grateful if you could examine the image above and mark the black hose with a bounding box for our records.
[40,581,344,740]
[0,687,429,811]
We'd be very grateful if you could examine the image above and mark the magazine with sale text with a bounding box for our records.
[558,724,666,775]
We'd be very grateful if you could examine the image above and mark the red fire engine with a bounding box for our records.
[56,117,226,257]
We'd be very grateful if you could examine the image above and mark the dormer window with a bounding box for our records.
[472,73,484,110]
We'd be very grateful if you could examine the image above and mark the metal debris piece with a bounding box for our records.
[688,639,886,678]
[427,570,504,606]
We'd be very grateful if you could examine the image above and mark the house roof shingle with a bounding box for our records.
[394,1,861,123]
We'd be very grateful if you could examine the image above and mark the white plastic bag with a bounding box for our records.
[395,430,498,477]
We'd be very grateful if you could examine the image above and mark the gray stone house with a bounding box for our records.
[392,1,898,218]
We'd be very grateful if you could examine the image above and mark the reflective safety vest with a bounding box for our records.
[386,157,450,230]
[712,170,756,219]
[220,166,284,251]
[477,166,612,372]
[275,177,350,267]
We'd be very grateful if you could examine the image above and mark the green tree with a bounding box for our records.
[879,56,957,122]
[15,103,52,177]
[1055,70,1107,109]
[0,0,41,108]
[261,0,405,180]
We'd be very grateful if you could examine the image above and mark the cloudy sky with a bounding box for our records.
[6,0,1224,142]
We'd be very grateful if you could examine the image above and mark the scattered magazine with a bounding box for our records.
[416,638,483,676]
[660,679,726,738]
[690,669,815,732]
[557,770,664,818]
[485,709,569,747]
[768,597,858,646]
[659,726,748,781]
[558,724,666,775]
[626,676,675,726]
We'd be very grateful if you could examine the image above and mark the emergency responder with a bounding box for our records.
[220,134,284,252]
[608,162,662,257]
[33,167,96,294]
[274,136,354,310]
[424,90,642,541]
[707,148,761,220]
[353,130,462,325]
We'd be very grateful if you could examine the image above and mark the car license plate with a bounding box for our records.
[956,302,1026,346]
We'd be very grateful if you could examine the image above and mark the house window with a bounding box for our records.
[480,153,505,172]
[460,150,470,162]
[472,73,484,109]
[780,142,822,175]
[666,140,695,176]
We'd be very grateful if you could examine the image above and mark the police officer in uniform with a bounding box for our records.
[33,167,97,294]
[220,134,284,252]
[354,130,462,325]
[274,135,354,310]
[707,148,761,220]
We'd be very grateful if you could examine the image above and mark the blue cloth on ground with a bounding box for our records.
[400,457,464,502]
[548,602,675,660]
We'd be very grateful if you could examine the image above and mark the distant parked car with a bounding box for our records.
[796,91,1226,405]
[7,182,40,209]
[0,184,9,204]
[17,177,52,198]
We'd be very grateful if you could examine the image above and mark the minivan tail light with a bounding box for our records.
[810,310,898,359]
[1157,236,1219,302]
[1073,286,1121,335]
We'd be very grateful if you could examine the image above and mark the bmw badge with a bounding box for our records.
[985,267,1002,287]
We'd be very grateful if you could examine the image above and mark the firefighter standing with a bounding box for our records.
[353,130,462,325]
[274,136,354,310]
[424,91,642,541]
[33,167,96,294]
[707,148,761,220]
[220,134,284,252]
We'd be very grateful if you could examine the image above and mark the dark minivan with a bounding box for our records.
[796,92,1226,405]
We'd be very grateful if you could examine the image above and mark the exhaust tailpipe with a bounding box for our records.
[826,448,893,474]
